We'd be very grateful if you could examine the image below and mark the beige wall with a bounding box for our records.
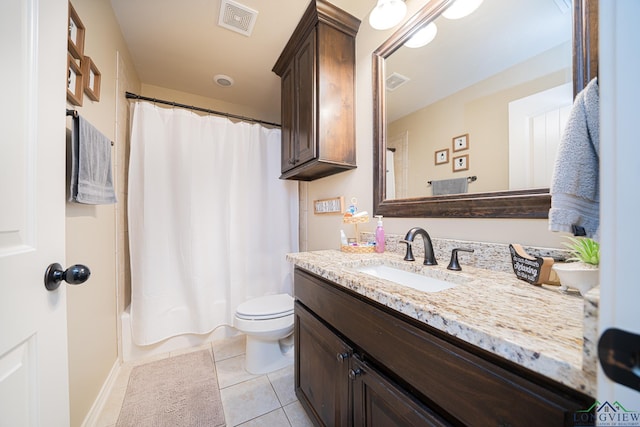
[389,52,569,196]
[140,84,280,124]
[64,0,140,425]
[303,0,570,251]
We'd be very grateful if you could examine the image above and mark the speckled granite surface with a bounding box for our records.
[287,249,597,397]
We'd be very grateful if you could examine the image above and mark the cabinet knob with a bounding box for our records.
[336,352,350,362]
[348,368,362,380]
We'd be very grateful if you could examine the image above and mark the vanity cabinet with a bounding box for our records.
[272,0,360,181]
[294,267,594,426]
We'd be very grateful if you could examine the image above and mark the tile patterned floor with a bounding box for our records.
[94,335,313,427]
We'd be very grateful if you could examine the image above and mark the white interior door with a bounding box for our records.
[598,0,640,409]
[0,0,70,425]
[508,83,573,190]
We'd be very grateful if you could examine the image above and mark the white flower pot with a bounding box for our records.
[552,263,599,296]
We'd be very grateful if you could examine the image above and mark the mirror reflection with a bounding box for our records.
[384,0,573,200]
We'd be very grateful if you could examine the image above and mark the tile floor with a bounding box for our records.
[94,334,313,427]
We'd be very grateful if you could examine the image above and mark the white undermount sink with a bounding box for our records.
[355,264,457,293]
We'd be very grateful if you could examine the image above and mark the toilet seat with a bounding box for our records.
[236,294,294,320]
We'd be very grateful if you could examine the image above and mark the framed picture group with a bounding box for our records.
[67,2,101,106]
[434,133,470,172]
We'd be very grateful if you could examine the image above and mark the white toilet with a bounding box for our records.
[234,293,295,374]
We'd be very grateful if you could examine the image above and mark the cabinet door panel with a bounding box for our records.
[280,62,295,173]
[295,30,316,166]
[352,357,450,427]
[295,302,350,426]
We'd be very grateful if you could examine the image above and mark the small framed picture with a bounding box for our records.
[452,133,469,152]
[313,196,344,214]
[68,2,85,60]
[434,148,449,165]
[81,56,101,101]
[67,53,83,106]
[453,154,469,172]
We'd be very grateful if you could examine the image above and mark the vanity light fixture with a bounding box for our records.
[404,22,438,48]
[442,0,484,20]
[369,0,407,30]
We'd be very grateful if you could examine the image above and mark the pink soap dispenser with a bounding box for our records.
[375,215,385,253]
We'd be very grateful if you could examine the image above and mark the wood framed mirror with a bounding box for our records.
[373,0,598,218]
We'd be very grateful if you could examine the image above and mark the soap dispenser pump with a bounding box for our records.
[375,215,385,253]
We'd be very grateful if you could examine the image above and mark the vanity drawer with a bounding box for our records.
[294,268,592,426]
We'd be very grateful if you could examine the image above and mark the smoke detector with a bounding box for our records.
[218,0,258,37]
[214,74,235,87]
[386,72,410,91]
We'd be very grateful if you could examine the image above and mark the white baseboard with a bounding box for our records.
[80,359,121,427]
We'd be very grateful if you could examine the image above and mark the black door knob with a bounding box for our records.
[44,263,91,291]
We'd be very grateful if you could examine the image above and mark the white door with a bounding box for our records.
[598,0,640,410]
[508,83,573,190]
[0,0,70,425]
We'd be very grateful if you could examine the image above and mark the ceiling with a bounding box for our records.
[109,0,573,125]
[109,0,374,123]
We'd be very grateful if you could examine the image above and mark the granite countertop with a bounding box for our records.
[287,249,597,397]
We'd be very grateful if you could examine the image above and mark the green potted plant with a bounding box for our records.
[552,237,600,296]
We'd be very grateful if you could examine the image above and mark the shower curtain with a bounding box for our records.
[128,101,298,346]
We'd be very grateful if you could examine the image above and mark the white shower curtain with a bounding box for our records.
[128,101,298,346]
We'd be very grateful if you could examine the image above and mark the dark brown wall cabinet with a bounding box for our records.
[294,267,594,426]
[272,0,360,181]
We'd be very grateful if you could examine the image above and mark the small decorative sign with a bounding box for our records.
[509,244,555,285]
[453,154,469,172]
[452,133,469,151]
[313,196,344,214]
[68,2,85,60]
[81,56,101,101]
[67,53,83,106]
[434,148,449,165]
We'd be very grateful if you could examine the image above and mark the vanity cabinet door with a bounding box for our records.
[351,356,451,427]
[295,302,351,427]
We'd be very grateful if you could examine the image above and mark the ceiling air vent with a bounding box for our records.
[386,72,410,92]
[218,0,258,37]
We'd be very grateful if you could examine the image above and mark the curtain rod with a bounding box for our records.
[125,92,281,128]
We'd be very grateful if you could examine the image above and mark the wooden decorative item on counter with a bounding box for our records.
[341,215,374,253]
[272,0,360,181]
[81,56,101,101]
[509,244,559,285]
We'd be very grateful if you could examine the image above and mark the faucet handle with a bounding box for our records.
[447,248,474,271]
[399,240,415,262]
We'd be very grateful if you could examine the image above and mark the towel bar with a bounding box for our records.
[427,175,477,185]
[66,109,114,146]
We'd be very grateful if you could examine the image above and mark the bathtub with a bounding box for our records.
[121,306,239,362]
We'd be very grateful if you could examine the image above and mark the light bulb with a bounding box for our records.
[404,22,437,48]
[442,0,484,20]
[369,0,407,30]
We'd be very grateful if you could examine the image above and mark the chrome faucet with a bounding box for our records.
[400,227,437,266]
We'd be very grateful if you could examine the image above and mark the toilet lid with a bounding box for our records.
[236,294,294,320]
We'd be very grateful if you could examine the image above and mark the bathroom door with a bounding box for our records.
[0,0,70,425]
